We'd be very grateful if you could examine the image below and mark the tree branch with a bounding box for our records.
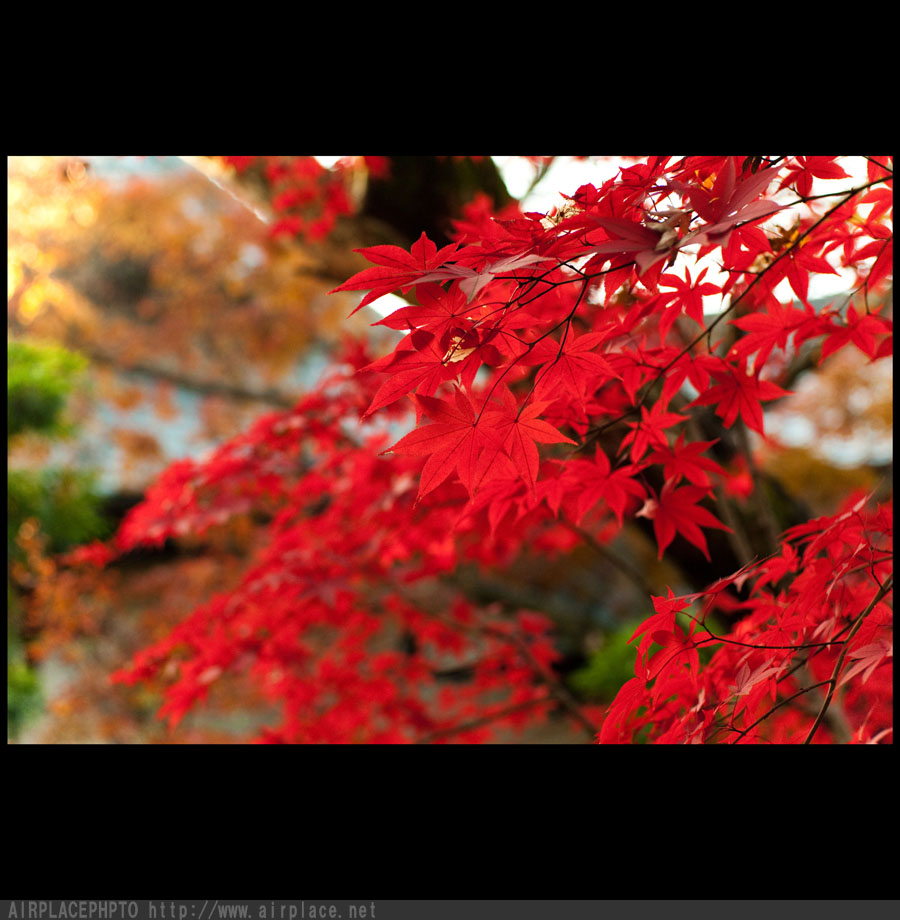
[804,575,893,744]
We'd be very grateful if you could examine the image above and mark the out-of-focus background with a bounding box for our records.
[8,155,892,742]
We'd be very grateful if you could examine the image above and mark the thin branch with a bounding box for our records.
[862,156,892,176]
[804,575,893,744]
[579,177,888,453]
[729,680,833,742]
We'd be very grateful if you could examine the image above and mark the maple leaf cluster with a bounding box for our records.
[218,156,357,242]
[600,494,893,743]
[65,156,892,743]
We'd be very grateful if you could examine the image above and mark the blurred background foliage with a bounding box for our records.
[6,155,892,742]
[8,339,109,738]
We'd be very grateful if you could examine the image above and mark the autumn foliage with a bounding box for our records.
[54,156,892,743]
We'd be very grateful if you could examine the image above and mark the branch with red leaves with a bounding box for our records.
[58,156,891,743]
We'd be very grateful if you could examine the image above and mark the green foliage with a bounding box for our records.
[7,618,42,740]
[8,468,109,558]
[570,610,723,703]
[7,339,108,739]
[8,339,87,441]
[569,620,644,702]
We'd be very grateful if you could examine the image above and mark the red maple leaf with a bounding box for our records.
[647,433,726,488]
[598,676,646,744]
[681,158,786,248]
[332,232,461,312]
[565,447,645,526]
[656,266,721,341]
[640,622,700,691]
[820,304,892,361]
[413,251,556,303]
[729,660,786,700]
[532,331,619,407]
[837,637,892,689]
[486,386,575,495]
[640,480,731,560]
[777,156,850,197]
[619,399,688,463]
[628,588,691,658]
[359,330,456,417]
[585,216,673,277]
[462,475,532,538]
[373,282,476,341]
[386,389,510,500]
[729,298,828,369]
[689,362,790,435]
[856,235,893,293]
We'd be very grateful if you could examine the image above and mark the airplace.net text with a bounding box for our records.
[6,905,378,920]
